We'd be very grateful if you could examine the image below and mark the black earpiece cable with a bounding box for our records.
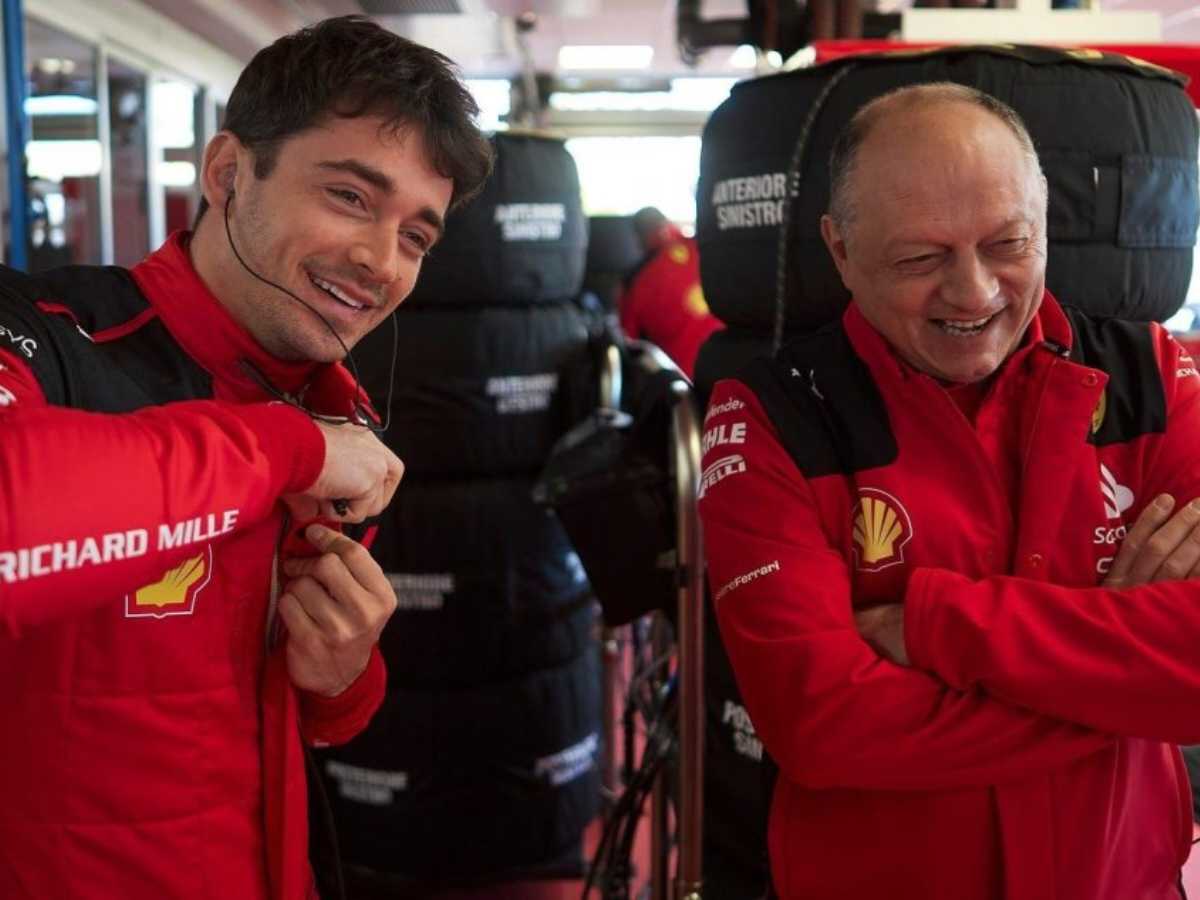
[222,194,398,437]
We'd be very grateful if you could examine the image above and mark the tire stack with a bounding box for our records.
[315,131,601,893]
[692,44,1200,899]
[582,214,642,316]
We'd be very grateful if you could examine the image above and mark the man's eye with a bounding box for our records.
[992,237,1027,254]
[328,188,363,208]
[404,231,431,254]
[897,253,940,270]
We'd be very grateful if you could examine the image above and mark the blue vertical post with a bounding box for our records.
[3,0,27,270]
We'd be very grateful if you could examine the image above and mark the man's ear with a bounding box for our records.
[820,213,851,283]
[200,131,242,210]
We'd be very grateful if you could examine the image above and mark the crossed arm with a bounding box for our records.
[699,355,1200,791]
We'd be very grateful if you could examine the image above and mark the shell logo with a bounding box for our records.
[685,284,710,316]
[124,545,212,619]
[1091,390,1106,435]
[852,488,913,572]
[668,243,690,265]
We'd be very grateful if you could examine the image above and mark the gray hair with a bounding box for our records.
[827,82,1044,233]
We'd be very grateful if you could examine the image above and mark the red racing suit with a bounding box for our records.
[699,293,1200,900]
[619,231,722,378]
[0,232,386,899]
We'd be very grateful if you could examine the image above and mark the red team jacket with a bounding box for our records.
[619,233,722,378]
[0,233,386,899]
[699,293,1200,900]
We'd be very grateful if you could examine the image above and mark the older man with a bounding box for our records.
[699,82,1200,900]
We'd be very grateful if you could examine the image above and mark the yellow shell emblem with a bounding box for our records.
[852,489,913,572]
[668,243,690,265]
[135,554,207,608]
[1091,390,1106,435]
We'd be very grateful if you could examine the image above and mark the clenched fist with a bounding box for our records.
[285,421,404,523]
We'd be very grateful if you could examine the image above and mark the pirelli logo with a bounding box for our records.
[699,453,746,498]
[852,488,913,572]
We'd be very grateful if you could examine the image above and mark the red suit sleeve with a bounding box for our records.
[298,645,387,746]
[698,379,1113,791]
[0,347,326,633]
[905,326,1200,745]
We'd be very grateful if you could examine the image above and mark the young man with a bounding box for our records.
[0,16,491,900]
[700,83,1200,899]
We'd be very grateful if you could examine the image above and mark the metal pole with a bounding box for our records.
[649,613,671,899]
[600,623,622,809]
[96,46,114,266]
[671,381,704,900]
[3,0,28,271]
[598,339,624,808]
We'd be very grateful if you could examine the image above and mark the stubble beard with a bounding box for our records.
[227,193,345,363]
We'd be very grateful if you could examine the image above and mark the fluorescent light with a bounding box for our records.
[549,79,737,112]
[27,140,102,180]
[25,95,97,116]
[465,78,510,132]
[152,81,197,149]
[729,44,758,69]
[670,78,737,109]
[558,45,654,70]
[157,161,197,188]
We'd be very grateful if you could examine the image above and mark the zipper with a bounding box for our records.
[267,508,290,650]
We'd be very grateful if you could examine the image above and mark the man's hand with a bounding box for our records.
[286,422,403,523]
[277,524,398,697]
[855,604,909,666]
[1103,493,1200,588]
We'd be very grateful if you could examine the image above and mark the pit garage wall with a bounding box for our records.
[0,0,244,267]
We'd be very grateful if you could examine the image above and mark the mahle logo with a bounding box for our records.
[125,545,212,619]
[852,488,913,572]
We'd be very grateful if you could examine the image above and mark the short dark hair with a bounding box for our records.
[631,206,668,248]
[828,82,1042,232]
[197,15,492,221]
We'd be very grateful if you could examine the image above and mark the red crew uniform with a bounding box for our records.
[619,229,722,378]
[0,232,386,900]
[699,293,1200,899]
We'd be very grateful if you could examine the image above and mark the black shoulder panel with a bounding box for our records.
[0,264,73,404]
[0,262,210,411]
[1061,305,1166,446]
[736,321,898,478]
[32,264,151,333]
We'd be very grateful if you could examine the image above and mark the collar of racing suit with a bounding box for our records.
[130,230,322,400]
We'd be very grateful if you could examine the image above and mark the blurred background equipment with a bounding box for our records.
[312,132,603,898]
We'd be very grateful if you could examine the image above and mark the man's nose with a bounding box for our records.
[942,252,999,312]
[348,227,401,287]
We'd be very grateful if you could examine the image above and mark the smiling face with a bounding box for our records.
[195,115,453,362]
[821,101,1048,384]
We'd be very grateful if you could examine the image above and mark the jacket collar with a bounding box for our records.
[842,289,1070,387]
[130,231,320,398]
